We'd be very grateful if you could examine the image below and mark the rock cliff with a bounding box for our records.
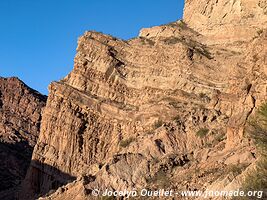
[183,0,267,44]
[0,77,46,200]
[20,0,267,199]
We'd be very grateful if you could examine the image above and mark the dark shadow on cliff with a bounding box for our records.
[18,160,76,200]
[0,140,33,200]
[0,91,3,108]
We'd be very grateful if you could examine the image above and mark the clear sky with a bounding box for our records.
[0,0,184,95]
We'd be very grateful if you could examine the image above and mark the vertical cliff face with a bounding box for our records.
[184,0,267,25]
[21,1,267,199]
[0,77,46,200]
[184,0,267,44]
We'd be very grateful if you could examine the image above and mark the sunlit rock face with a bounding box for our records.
[20,0,267,199]
[184,0,267,44]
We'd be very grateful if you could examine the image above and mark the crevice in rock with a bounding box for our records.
[0,91,3,108]
[246,83,253,94]
[155,139,166,154]
[245,95,256,123]
[77,117,88,154]
[187,48,194,60]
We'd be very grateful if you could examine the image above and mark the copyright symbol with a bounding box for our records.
[92,189,100,196]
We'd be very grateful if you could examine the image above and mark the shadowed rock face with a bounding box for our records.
[20,160,75,200]
[20,1,267,200]
[0,77,46,200]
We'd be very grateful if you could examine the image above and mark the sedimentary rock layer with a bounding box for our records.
[21,0,267,199]
[0,77,46,200]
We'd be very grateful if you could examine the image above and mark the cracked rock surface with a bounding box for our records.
[18,0,267,199]
[0,77,46,200]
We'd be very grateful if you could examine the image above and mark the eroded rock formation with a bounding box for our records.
[183,0,267,44]
[20,0,267,199]
[0,77,46,200]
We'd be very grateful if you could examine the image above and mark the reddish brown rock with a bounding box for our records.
[20,1,267,200]
[0,77,46,200]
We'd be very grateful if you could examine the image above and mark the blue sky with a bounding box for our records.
[0,0,184,94]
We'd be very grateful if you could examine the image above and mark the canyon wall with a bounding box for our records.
[183,0,267,44]
[0,77,46,200]
[20,0,267,199]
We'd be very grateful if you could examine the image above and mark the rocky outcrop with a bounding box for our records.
[21,0,267,199]
[183,0,267,44]
[0,77,46,200]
